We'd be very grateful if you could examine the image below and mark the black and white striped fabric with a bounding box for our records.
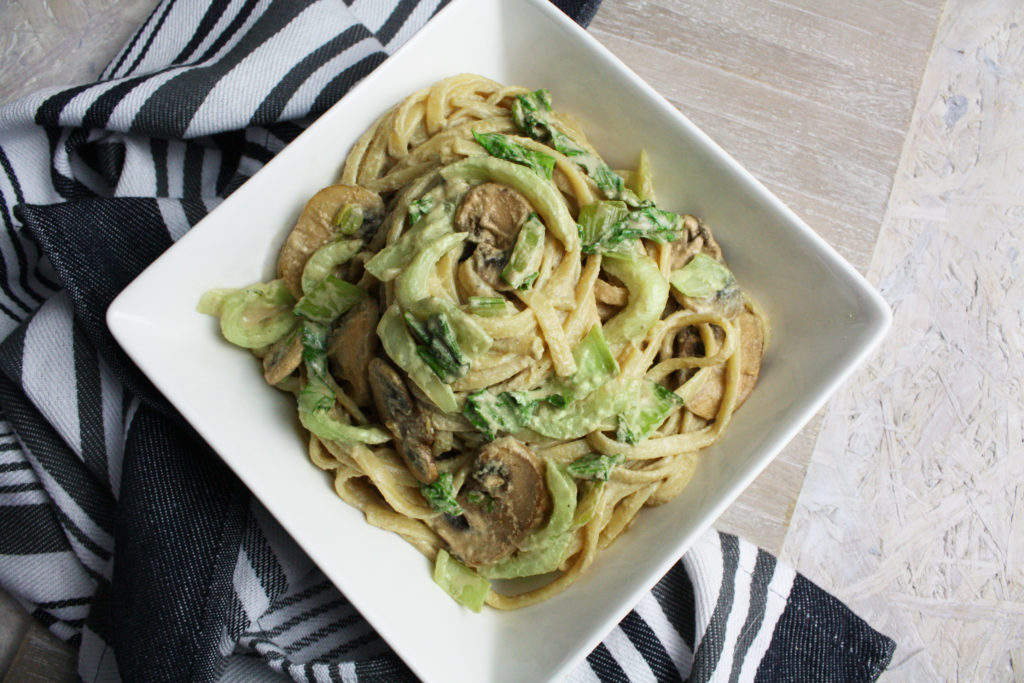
[0,1,895,681]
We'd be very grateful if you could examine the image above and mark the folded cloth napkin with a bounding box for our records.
[0,1,895,681]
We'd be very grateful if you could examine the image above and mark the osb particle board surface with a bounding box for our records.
[781,0,1024,678]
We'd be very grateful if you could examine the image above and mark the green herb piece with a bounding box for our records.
[378,305,458,413]
[566,452,625,482]
[501,213,546,290]
[473,130,555,179]
[420,472,464,517]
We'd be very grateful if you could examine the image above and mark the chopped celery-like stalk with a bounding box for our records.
[669,252,736,299]
[364,207,452,282]
[501,213,545,290]
[378,305,458,413]
[631,149,656,203]
[566,452,625,482]
[577,200,629,248]
[293,274,364,324]
[300,238,362,294]
[543,324,619,404]
[467,296,512,317]
[214,279,297,349]
[196,287,234,316]
[602,255,670,346]
[433,549,489,612]
[394,231,468,312]
[616,380,684,444]
[472,130,555,179]
[333,203,363,236]
[420,472,463,517]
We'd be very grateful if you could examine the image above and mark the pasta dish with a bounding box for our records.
[199,74,767,610]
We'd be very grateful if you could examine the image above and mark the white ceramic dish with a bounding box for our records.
[107,0,891,679]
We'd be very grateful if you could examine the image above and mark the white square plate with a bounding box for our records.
[107,0,891,679]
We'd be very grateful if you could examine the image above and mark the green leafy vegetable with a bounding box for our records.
[406,311,469,383]
[433,549,490,612]
[616,380,684,444]
[581,204,683,257]
[407,196,435,225]
[501,213,545,290]
[512,89,627,200]
[566,452,625,482]
[472,130,555,179]
[293,274,364,324]
[669,252,736,299]
[543,324,619,405]
[463,390,537,441]
[420,472,464,517]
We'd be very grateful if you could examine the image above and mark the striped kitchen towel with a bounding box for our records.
[0,0,895,681]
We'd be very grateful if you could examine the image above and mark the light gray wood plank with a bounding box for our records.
[591,0,944,553]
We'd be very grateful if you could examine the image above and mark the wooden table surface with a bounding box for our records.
[3,0,1021,680]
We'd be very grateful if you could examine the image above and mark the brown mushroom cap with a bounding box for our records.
[262,326,303,386]
[277,184,383,299]
[367,357,438,484]
[434,437,550,567]
[455,182,533,250]
[454,182,533,291]
[327,297,380,407]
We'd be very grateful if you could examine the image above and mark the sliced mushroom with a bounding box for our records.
[455,182,533,250]
[367,357,438,484]
[434,437,550,567]
[262,326,303,386]
[665,214,723,271]
[277,184,383,299]
[454,183,533,291]
[327,297,380,407]
[686,311,765,420]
